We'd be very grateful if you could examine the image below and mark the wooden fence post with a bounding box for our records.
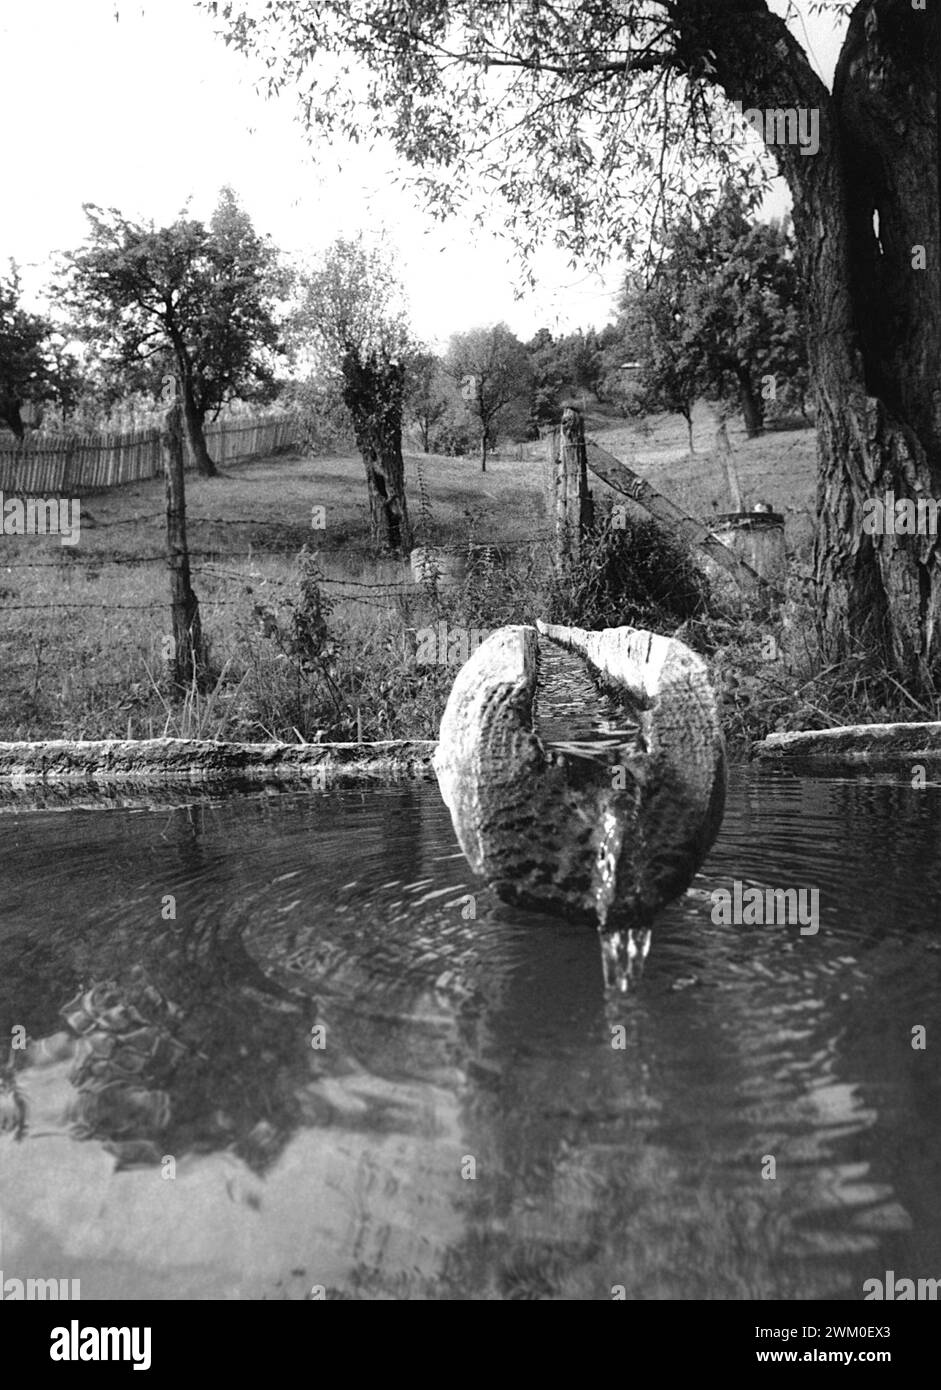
[556,404,594,567]
[544,424,559,520]
[163,399,206,688]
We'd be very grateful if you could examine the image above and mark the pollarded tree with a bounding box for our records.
[295,237,413,552]
[208,0,941,693]
[62,190,284,476]
[445,323,532,471]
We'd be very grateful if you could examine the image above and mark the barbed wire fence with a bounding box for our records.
[0,515,562,617]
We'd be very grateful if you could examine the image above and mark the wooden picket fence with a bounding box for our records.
[0,413,301,493]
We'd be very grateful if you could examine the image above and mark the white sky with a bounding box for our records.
[0,0,846,349]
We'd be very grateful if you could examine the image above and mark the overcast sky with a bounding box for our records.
[1,1,846,349]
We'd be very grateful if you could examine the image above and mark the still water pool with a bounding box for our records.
[1,769,940,1300]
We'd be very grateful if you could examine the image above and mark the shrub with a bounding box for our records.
[427,419,476,456]
[546,514,710,633]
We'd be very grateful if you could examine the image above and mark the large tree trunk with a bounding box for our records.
[0,396,24,441]
[342,349,413,554]
[738,370,764,438]
[168,336,217,478]
[163,400,207,688]
[814,0,941,688]
[692,0,941,692]
[180,383,218,479]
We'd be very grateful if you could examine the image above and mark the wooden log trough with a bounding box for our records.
[433,620,727,990]
[753,722,941,769]
[0,738,437,807]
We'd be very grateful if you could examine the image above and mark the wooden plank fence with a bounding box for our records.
[0,413,301,493]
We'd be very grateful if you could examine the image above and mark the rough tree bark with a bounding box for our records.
[556,405,595,565]
[168,332,218,478]
[737,370,765,438]
[341,348,413,554]
[682,408,695,455]
[163,399,207,688]
[0,393,26,440]
[687,0,941,689]
[179,374,218,479]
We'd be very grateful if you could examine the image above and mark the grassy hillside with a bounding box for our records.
[592,403,817,559]
[0,439,555,741]
[0,406,865,750]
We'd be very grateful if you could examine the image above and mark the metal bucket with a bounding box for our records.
[710,511,787,585]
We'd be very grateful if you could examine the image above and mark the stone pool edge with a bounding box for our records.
[0,737,438,798]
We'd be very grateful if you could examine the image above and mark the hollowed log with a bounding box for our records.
[433,622,726,985]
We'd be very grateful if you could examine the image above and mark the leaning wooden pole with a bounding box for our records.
[583,439,778,599]
[163,397,205,688]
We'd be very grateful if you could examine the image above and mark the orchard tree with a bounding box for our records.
[526,328,560,433]
[622,190,807,443]
[295,237,413,552]
[62,189,284,476]
[404,349,451,452]
[0,267,56,439]
[622,279,701,451]
[445,322,532,470]
[647,189,807,436]
[208,0,941,693]
[527,326,610,431]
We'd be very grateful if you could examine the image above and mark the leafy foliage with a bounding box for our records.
[427,416,477,457]
[281,373,355,455]
[206,0,791,267]
[294,236,413,370]
[403,349,451,452]
[444,322,532,468]
[619,188,809,434]
[293,237,415,551]
[526,325,621,431]
[60,189,285,468]
[0,266,71,438]
[547,513,710,634]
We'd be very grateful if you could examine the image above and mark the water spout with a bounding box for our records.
[600,927,652,993]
